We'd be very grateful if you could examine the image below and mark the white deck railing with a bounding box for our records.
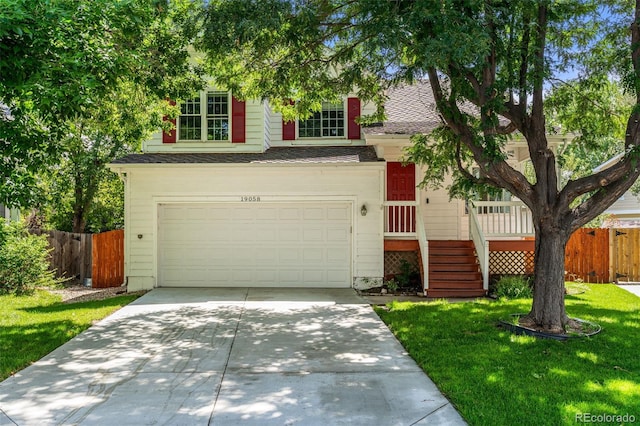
[383,201,418,237]
[415,203,429,294]
[469,201,534,237]
[468,203,490,292]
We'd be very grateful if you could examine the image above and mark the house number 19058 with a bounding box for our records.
[241,196,261,202]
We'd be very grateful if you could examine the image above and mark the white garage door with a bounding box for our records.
[158,203,352,287]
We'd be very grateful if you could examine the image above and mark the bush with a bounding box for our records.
[0,221,56,295]
[494,275,533,300]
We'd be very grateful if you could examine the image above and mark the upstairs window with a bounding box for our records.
[178,91,229,141]
[299,102,345,138]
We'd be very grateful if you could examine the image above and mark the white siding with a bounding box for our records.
[263,102,272,148]
[144,100,266,153]
[605,191,640,219]
[378,143,464,240]
[419,172,464,240]
[268,98,371,147]
[120,164,384,290]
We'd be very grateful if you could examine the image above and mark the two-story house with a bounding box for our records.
[109,81,568,296]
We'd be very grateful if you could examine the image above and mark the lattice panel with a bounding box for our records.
[490,251,534,275]
[384,251,419,277]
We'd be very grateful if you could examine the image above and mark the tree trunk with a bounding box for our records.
[72,207,86,233]
[526,225,570,333]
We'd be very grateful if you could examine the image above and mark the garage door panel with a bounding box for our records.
[327,206,350,220]
[303,248,324,262]
[279,228,301,241]
[303,207,324,220]
[158,203,351,287]
[327,228,350,242]
[303,229,323,241]
[279,208,302,220]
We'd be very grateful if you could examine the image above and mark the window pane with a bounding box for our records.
[179,97,202,141]
[317,102,345,138]
[179,116,201,140]
[206,92,229,141]
[207,118,229,140]
[299,111,321,138]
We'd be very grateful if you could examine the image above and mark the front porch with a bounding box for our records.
[383,200,534,297]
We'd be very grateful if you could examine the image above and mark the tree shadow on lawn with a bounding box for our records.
[17,295,139,314]
[0,319,87,380]
[376,288,640,425]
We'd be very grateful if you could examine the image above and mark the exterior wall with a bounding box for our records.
[268,98,375,147]
[604,190,640,219]
[263,102,272,149]
[376,142,465,240]
[419,172,464,240]
[143,99,266,153]
[120,164,385,291]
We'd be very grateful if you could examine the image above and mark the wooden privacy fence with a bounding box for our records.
[31,229,124,288]
[565,228,610,283]
[91,230,125,288]
[31,230,92,284]
[611,228,640,283]
[489,228,640,283]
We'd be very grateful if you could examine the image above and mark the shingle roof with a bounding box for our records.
[111,146,381,165]
[363,81,442,136]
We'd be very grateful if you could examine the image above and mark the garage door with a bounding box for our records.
[158,203,352,287]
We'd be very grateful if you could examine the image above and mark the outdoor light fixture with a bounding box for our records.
[360,204,368,216]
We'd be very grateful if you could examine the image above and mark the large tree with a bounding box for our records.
[197,0,640,333]
[0,0,203,207]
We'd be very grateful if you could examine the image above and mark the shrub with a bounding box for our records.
[0,221,56,295]
[494,275,533,300]
[397,259,420,289]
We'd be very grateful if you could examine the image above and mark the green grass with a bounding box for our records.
[375,284,640,426]
[0,290,140,380]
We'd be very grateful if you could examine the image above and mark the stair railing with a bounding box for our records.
[468,201,489,292]
[415,203,429,295]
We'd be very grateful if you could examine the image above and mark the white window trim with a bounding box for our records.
[177,90,232,143]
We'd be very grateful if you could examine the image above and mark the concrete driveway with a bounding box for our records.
[0,288,466,425]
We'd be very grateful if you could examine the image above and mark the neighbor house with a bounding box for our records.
[594,154,640,228]
[109,81,569,296]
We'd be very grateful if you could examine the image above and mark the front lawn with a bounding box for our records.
[0,290,140,380]
[375,284,640,426]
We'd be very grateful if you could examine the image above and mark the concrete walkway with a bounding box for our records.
[618,284,640,298]
[0,288,466,425]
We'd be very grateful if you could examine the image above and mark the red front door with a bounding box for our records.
[386,162,416,233]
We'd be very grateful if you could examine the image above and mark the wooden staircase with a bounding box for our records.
[427,240,486,298]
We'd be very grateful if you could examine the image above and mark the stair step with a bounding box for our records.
[430,263,479,273]
[429,240,474,249]
[426,288,487,298]
[430,272,482,282]
[429,255,477,265]
[429,279,483,290]
[429,247,476,256]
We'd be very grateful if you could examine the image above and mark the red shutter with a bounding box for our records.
[282,100,296,140]
[347,97,361,140]
[162,99,177,143]
[231,96,246,143]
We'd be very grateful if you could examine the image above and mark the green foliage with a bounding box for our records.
[494,275,533,300]
[43,172,124,233]
[0,0,204,207]
[384,278,399,292]
[0,221,57,295]
[375,284,640,425]
[397,259,420,289]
